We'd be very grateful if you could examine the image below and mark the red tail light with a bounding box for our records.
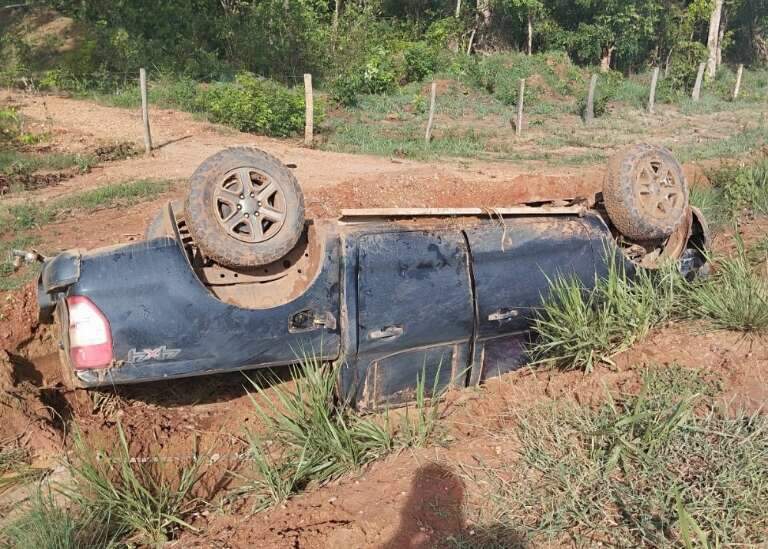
[66,296,113,369]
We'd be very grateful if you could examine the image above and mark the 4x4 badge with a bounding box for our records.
[125,345,181,364]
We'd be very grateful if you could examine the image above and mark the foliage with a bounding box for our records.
[708,157,768,215]
[530,252,680,372]
[240,354,443,510]
[404,42,440,83]
[200,73,313,137]
[467,367,768,546]
[682,239,768,331]
[64,425,206,545]
[330,48,398,106]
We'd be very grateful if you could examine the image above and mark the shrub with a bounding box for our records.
[200,72,310,137]
[0,108,19,145]
[330,49,398,106]
[530,252,680,372]
[666,41,708,93]
[404,42,438,83]
[682,240,768,332]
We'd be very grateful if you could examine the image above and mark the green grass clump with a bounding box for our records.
[0,178,172,238]
[241,354,443,510]
[242,355,394,509]
[464,367,768,546]
[1,490,117,549]
[0,444,46,496]
[682,241,768,331]
[530,254,679,372]
[707,156,768,216]
[64,425,205,545]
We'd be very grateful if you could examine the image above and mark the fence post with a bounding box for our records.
[585,74,598,124]
[692,62,706,101]
[139,68,152,156]
[733,64,744,100]
[425,82,437,144]
[304,73,313,146]
[515,78,525,136]
[648,66,660,114]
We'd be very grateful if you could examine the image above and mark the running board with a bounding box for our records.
[339,205,587,219]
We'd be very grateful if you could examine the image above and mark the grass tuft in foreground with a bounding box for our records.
[530,253,680,372]
[0,444,47,496]
[460,367,768,546]
[64,424,206,545]
[682,239,768,331]
[241,354,443,510]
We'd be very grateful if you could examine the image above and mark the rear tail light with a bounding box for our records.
[66,296,113,369]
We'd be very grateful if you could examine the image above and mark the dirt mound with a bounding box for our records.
[0,351,62,463]
[0,283,40,352]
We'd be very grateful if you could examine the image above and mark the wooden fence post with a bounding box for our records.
[425,82,437,144]
[139,68,152,156]
[515,78,525,136]
[648,66,660,114]
[733,64,744,100]
[585,74,598,124]
[304,73,313,146]
[692,62,706,101]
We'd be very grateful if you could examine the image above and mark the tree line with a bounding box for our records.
[1,0,766,84]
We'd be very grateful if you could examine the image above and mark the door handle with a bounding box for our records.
[488,308,519,322]
[368,325,404,340]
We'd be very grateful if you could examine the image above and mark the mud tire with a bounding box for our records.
[145,200,183,239]
[603,144,688,241]
[185,147,305,267]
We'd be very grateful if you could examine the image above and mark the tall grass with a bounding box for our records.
[682,240,768,331]
[64,425,205,545]
[0,445,46,496]
[241,355,444,510]
[242,355,394,508]
[530,254,680,372]
[461,367,768,546]
[1,490,118,549]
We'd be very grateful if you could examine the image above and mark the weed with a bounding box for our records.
[397,365,445,447]
[530,253,679,372]
[0,444,46,495]
[689,184,730,229]
[706,156,768,216]
[65,424,205,545]
[1,489,117,549]
[682,240,768,331]
[242,354,445,510]
[242,355,393,508]
[462,367,768,546]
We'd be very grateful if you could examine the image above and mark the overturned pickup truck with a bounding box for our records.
[37,145,708,409]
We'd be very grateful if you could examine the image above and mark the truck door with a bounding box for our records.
[464,216,600,383]
[353,229,474,408]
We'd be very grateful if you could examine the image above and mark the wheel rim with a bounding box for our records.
[212,167,287,243]
[634,156,685,222]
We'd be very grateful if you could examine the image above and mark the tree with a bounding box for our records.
[706,0,724,77]
[504,0,545,54]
